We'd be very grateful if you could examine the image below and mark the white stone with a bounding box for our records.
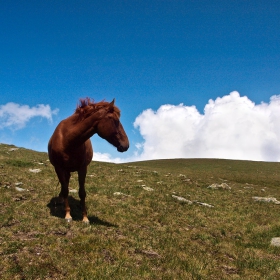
[271,237,280,247]
[196,202,214,208]
[15,187,26,192]
[172,195,192,204]
[252,197,280,204]
[69,189,78,193]
[208,183,231,190]
[143,187,154,191]
[29,169,42,173]
[113,192,131,197]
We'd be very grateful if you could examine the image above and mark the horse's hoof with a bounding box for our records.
[65,218,72,223]
[82,218,89,224]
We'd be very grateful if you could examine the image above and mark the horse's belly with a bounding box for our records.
[49,147,90,172]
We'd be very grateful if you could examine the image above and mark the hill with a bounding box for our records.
[1,143,280,279]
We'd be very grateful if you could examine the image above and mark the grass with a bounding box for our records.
[1,143,280,279]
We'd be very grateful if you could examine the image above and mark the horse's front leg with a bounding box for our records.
[78,167,89,223]
[55,167,72,222]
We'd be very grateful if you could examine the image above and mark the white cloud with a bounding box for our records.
[133,91,280,162]
[93,152,124,163]
[0,102,59,130]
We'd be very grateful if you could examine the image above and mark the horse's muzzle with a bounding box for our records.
[117,144,129,152]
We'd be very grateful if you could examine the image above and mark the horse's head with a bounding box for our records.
[96,99,129,152]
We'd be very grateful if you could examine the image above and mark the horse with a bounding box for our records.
[48,98,129,223]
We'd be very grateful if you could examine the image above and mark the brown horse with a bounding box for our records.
[48,98,129,223]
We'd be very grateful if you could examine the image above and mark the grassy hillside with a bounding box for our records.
[1,143,280,279]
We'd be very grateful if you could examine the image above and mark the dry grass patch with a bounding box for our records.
[1,144,280,279]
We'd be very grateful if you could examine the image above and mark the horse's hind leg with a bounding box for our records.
[55,167,72,222]
[78,167,89,223]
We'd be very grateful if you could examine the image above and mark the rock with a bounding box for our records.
[252,197,280,204]
[69,189,78,193]
[183,178,191,182]
[113,192,131,197]
[15,187,26,192]
[29,169,42,173]
[143,187,154,191]
[114,192,122,195]
[196,201,214,208]
[8,148,19,152]
[271,237,280,247]
[14,195,27,201]
[172,195,193,204]
[208,183,231,190]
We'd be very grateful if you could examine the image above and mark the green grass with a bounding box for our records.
[1,143,280,279]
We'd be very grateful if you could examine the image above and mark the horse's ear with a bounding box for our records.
[109,98,115,112]
[110,98,115,106]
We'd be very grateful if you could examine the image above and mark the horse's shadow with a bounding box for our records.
[47,196,118,227]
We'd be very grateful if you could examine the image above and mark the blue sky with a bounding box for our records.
[1,1,280,162]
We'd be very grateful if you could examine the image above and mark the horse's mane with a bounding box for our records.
[75,98,120,121]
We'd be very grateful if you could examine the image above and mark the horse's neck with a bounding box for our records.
[66,110,102,146]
